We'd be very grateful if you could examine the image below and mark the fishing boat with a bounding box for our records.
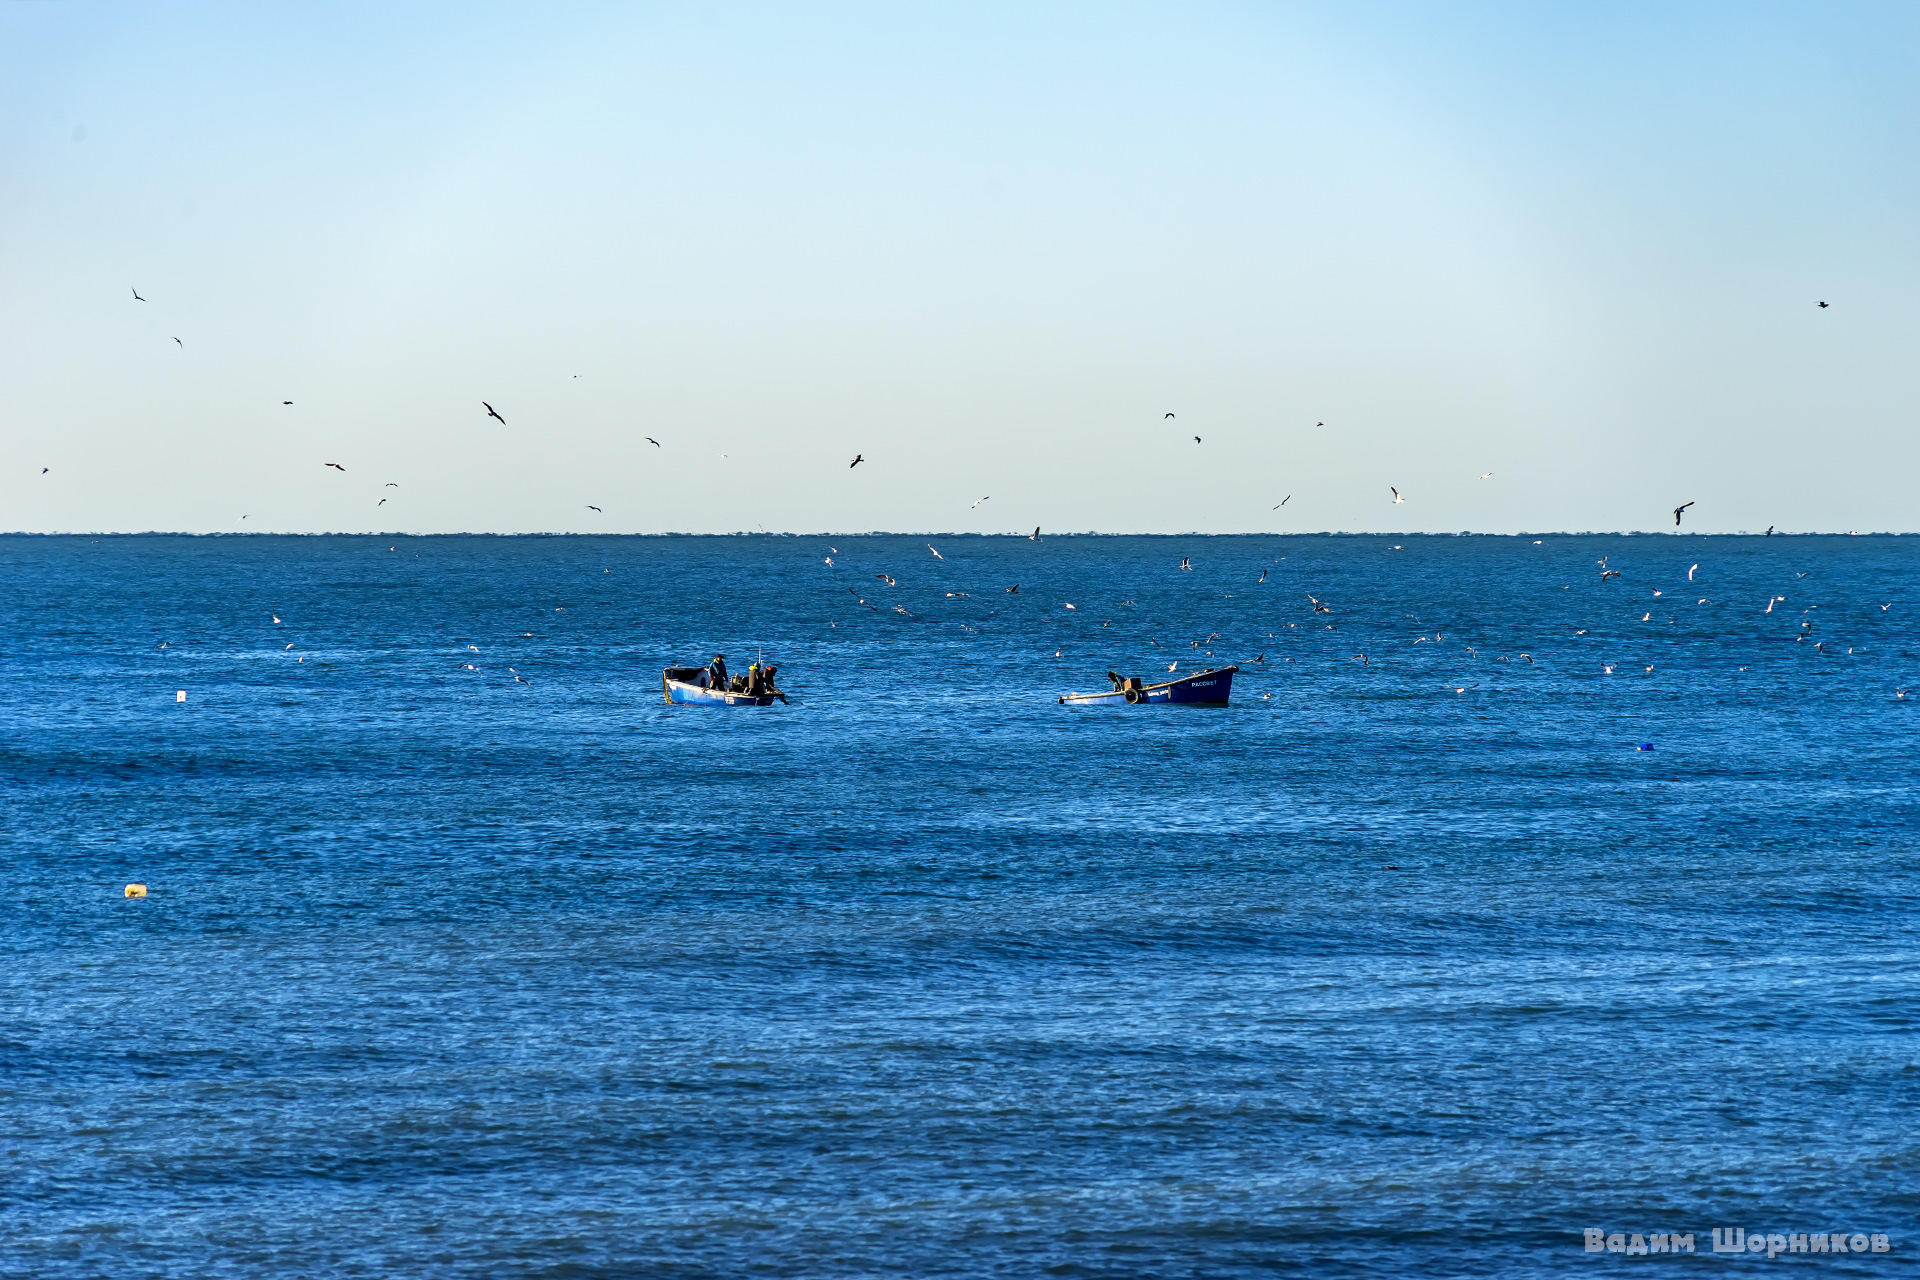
[662,665,787,706]
[1058,666,1237,707]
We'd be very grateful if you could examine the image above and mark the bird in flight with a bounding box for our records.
[927,544,943,560]
[849,454,863,468]
[483,402,506,424]
[875,573,895,586]
[645,437,660,448]
[171,337,182,347]
[1673,501,1694,527]
[283,401,293,405]
[1316,421,1324,427]
[1479,472,1493,480]
[325,462,345,471]
[1818,301,1829,308]
[384,483,398,487]
[1179,557,1191,571]
[377,498,387,507]
[1165,412,1176,419]
[971,496,989,508]
[1029,527,1041,541]
[41,467,48,474]
[1005,584,1019,594]
[1257,569,1268,583]
[1273,496,1290,508]
[1193,436,1202,444]
[1390,487,1405,504]
[586,505,601,512]
[131,288,145,301]
[1765,525,1775,536]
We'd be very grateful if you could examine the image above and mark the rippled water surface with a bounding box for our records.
[3,533,1917,1277]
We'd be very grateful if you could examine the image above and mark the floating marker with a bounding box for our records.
[124,883,147,898]
[176,690,186,703]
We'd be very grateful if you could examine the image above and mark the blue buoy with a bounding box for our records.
[1637,743,1654,751]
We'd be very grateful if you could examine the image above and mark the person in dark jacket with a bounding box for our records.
[708,653,727,689]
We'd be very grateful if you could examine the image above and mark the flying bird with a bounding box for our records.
[849,454,863,468]
[928,544,943,560]
[971,496,990,508]
[171,337,182,347]
[1193,436,1202,444]
[1006,584,1019,593]
[1479,472,1493,480]
[131,288,145,301]
[645,437,660,447]
[1390,487,1404,504]
[41,468,48,474]
[1257,569,1268,583]
[1179,557,1191,571]
[586,505,601,512]
[1673,501,1694,527]
[1765,526,1775,537]
[482,402,506,424]
[1315,421,1324,427]
[1817,301,1829,308]
[1688,563,1699,581]
[1029,527,1041,541]
[282,401,293,405]
[1273,496,1290,508]
[876,574,895,586]
[378,498,387,506]
[325,463,345,471]
[384,483,398,487]
[1165,412,1176,418]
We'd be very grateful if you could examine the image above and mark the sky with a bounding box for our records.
[2,1,1916,535]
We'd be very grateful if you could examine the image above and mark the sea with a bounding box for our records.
[3,532,1915,1278]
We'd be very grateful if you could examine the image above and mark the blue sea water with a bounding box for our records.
[2,532,1916,1278]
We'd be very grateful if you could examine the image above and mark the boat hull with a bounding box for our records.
[1059,666,1236,707]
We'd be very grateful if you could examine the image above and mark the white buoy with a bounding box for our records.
[176,690,186,702]
[124,883,147,898]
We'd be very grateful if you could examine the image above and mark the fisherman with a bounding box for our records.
[707,653,727,689]
[747,663,765,696]
[763,664,789,704]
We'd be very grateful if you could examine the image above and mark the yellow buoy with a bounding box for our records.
[124,883,147,898]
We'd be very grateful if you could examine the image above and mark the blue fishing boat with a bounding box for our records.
[1058,666,1237,707]
[662,665,788,706]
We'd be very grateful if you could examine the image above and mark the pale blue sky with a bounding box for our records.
[3,2,1915,533]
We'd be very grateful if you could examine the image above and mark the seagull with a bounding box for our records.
[1602,570,1622,581]
[1447,683,1477,693]
[385,483,398,487]
[171,337,182,347]
[586,505,601,512]
[378,498,387,506]
[849,454,863,468]
[1165,412,1176,418]
[1390,487,1404,504]
[971,496,989,508]
[325,462,345,471]
[1257,569,1268,583]
[823,557,834,567]
[1273,496,1291,508]
[1167,662,1179,671]
[131,288,145,301]
[1006,584,1019,593]
[1478,472,1493,480]
[1641,612,1651,621]
[271,615,281,624]
[645,437,660,447]
[41,468,48,474]
[928,544,943,560]
[1688,563,1699,581]
[1252,653,1265,664]
[1029,527,1041,541]
[1193,436,1202,444]
[1765,525,1775,537]
[483,402,506,424]
[1673,501,1694,527]
[846,588,877,610]
[1818,301,1829,308]
[1179,557,1191,571]
[876,574,895,586]
[283,401,293,405]
[468,645,480,653]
